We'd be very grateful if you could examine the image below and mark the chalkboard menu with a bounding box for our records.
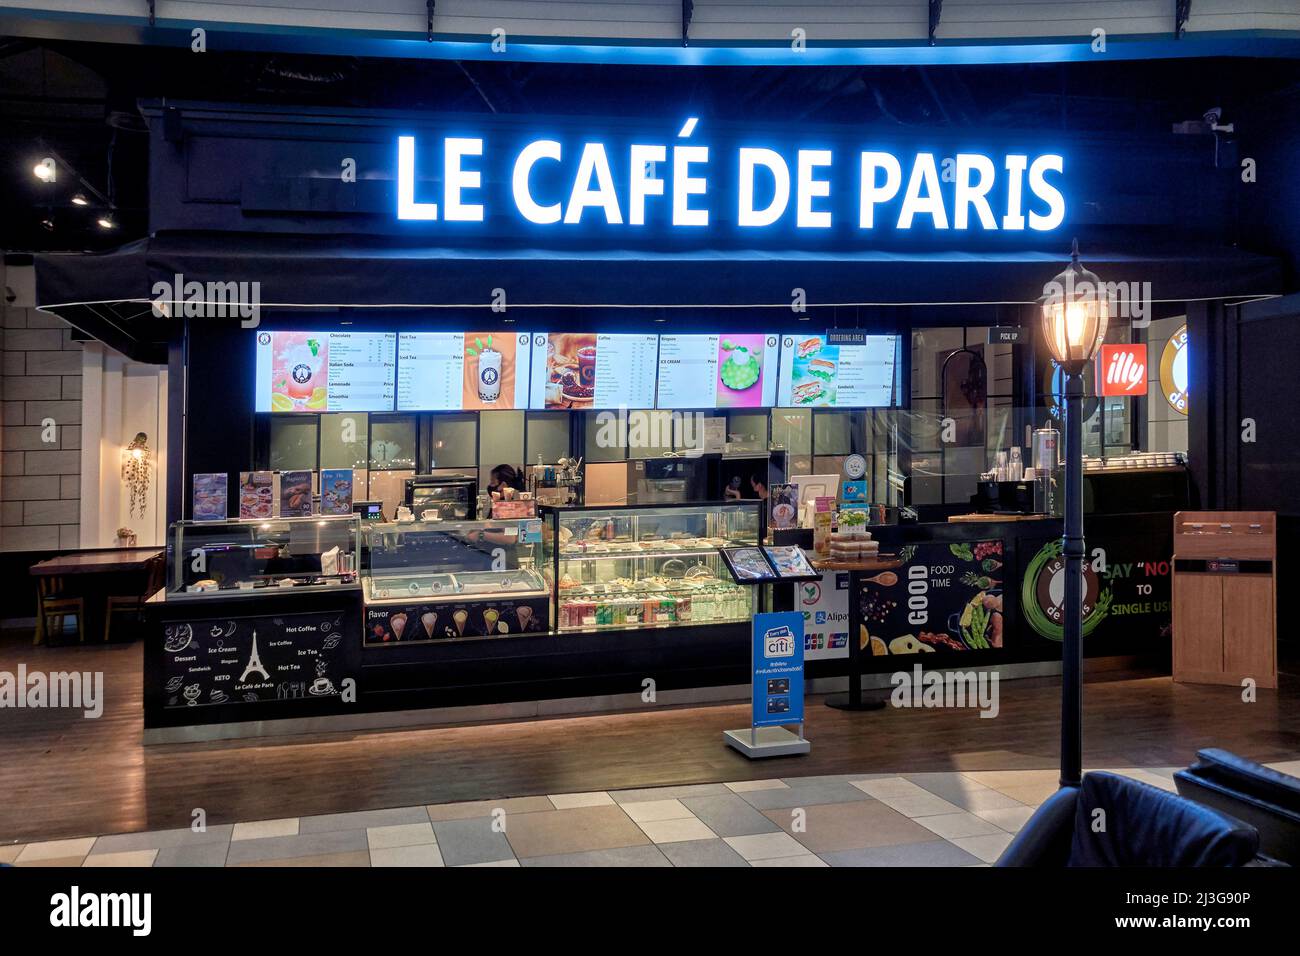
[161,610,355,708]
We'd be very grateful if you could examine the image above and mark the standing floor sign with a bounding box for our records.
[724,611,810,758]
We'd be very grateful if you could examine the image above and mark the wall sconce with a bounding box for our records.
[122,432,153,519]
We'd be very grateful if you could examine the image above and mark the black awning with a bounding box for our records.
[35,233,1286,358]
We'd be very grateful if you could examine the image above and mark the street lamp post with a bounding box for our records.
[1039,239,1110,789]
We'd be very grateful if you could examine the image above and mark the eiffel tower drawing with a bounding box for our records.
[239,629,270,682]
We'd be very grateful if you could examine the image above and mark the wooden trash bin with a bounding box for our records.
[1172,511,1277,689]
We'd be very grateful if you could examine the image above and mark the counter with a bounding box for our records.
[144,507,1173,736]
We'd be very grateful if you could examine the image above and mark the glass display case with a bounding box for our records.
[542,502,762,633]
[361,518,549,644]
[166,516,360,600]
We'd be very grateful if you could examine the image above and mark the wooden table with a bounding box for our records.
[810,554,903,711]
[29,548,164,645]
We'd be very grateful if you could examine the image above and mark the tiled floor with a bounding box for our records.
[10,762,1284,867]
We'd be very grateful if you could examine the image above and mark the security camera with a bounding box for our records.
[1203,107,1223,126]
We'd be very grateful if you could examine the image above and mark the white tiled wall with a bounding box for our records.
[1,263,83,551]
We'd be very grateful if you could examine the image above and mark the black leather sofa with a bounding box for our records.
[996,771,1261,866]
[1175,749,1300,866]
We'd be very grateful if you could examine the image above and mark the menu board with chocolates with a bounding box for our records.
[255,330,396,413]
[527,332,659,409]
[160,610,356,709]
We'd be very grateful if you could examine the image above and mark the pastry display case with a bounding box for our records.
[165,516,360,600]
[361,518,550,645]
[542,502,762,632]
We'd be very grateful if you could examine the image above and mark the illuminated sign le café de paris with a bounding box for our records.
[394,120,1067,237]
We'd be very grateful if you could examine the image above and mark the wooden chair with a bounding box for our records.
[35,575,85,646]
[104,553,165,643]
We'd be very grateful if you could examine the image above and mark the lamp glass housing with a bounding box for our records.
[1040,246,1110,370]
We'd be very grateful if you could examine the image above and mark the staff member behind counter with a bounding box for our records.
[725,473,769,501]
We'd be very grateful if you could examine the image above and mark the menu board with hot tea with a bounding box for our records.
[656,333,779,409]
[255,330,397,413]
[527,332,658,409]
[396,331,532,411]
[776,333,898,407]
[160,609,356,708]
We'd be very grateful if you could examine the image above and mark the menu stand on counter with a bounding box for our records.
[811,555,903,712]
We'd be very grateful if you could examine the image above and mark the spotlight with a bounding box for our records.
[96,215,117,230]
[33,158,56,182]
[71,193,88,206]
[40,217,55,232]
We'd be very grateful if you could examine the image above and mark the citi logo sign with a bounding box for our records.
[764,625,796,659]
[1098,344,1147,396]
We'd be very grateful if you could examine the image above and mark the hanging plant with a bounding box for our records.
[121,432,152,519]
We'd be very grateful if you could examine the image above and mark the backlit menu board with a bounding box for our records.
[776,334,898,407]
[656,333,779,409]
[255,330,396,412]
[527,333,658,409]
[397,331,532,410]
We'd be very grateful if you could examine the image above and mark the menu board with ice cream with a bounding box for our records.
[397,331,532,411]
[776,334,898,407]
[255,330,396,412]
[656,333,779,409]
[527,333,659,410]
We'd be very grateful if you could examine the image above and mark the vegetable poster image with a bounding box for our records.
[861,539,1005,656]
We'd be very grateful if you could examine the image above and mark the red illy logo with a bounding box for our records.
[1097,344,1147,396]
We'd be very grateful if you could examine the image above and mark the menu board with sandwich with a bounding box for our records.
[655,333,779,409]
[527,332,658,409]
[776,333,898,407]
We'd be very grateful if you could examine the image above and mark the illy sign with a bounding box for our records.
[1098,344,1147,396]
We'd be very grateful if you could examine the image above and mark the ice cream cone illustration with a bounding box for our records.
[421,611,437,639]
[452,609,468,636]
[483,608,500,634]
[390,612,407,640]
[516,606,534,631]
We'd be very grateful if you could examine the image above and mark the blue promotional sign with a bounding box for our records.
[751,611,805,728]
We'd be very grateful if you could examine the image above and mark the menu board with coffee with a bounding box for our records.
[396,331,532,411]
[655,333,779,409]
[527,332,659,409]
[161,610,355,708]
